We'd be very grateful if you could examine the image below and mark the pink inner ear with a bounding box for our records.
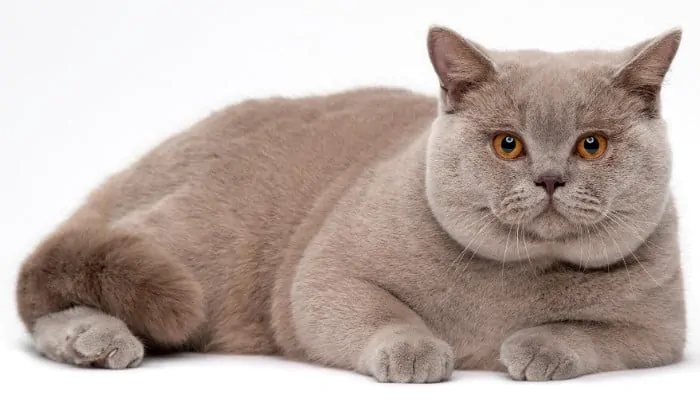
[615,30,681,90]
[428,29,496,96]
[612,30,681,116]
[433,53,449,91]
[429,34,458,89]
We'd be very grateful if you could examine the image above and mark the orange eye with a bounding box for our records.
[493,133,524,159]
[576,134,607,159]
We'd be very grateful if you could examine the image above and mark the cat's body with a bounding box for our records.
[16,27,686,382]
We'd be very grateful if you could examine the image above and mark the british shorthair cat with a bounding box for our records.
[16,26,685,382]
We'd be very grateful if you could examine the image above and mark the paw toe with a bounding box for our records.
[71,323,144,369]
[362,329,454,383]
[500,330,584,381]
[101,335,144,369]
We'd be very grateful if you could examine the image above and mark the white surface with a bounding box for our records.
[1,0,699,398]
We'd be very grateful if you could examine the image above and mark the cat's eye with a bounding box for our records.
[493,133,524,160]
[576,133,607,159]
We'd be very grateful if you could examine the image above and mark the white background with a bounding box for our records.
[1,0,698,398]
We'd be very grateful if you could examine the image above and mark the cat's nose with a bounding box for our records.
[534,174,566,196]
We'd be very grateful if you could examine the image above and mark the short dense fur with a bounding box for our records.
[16,26,685,382]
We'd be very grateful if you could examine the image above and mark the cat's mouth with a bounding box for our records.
[526,206,576,240]
[494,191,607,240]
[526,200,606,240]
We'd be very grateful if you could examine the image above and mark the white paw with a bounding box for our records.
[33,308,144,369]
[360,327,454,383]
[70,322,144,368]
[500,329,584,381]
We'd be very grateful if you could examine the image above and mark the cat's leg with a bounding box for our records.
[499,321,685,381]
[33,306,144,368]
[16,225,206,368]
[291,274,454,383]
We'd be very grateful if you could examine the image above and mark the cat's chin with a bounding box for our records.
[519,201,606,242]
[526,210,579,241]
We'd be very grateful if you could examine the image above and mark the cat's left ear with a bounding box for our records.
[612,28,683,116]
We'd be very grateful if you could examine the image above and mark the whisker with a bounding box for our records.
[585,225,594,267]
[605,214,661,287]
[517,213,534,271]
[457,218,496,277]
[608,211,665,252]
[577,224,585,271]
[591,222,612,274]
[448,248,469,280]
[501,222,514,291]
[599,219,633,291]
[452,216,495,278]
[446,212,492,280]
[515,215,522,262]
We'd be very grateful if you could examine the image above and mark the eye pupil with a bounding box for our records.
[583,136,599,154]
[493,133,523,159]
[501,136,516,152]
[577,134,607,159]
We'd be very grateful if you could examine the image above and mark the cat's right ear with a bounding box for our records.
[427,26,497,113]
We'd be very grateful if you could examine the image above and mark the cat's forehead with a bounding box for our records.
[494,50,624,93]
[491,49,629,69]
[459,46,650,140]
[485,49,638,136]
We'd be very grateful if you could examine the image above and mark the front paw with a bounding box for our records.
[500,328,585,381]
[359,327,454,383]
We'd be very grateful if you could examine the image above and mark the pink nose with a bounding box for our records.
[534,175,566,196]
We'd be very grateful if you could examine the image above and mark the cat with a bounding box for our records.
[16,25,685,382]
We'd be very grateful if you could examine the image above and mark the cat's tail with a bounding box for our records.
[16,225,205,346]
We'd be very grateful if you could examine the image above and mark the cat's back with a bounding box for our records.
[74,87,436,280]
[84,87,436,221]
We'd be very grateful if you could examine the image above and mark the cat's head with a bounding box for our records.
[424,26,681,267]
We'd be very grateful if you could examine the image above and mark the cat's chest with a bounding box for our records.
[397,260,608,355]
